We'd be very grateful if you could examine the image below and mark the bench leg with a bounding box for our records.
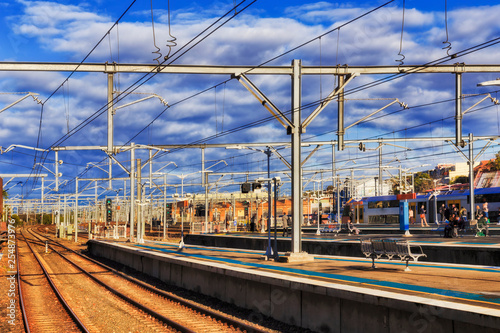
[371,256,376,269]
[404,260,411,272]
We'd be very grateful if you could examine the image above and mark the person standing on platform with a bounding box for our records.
[282,214,288,237]
[459,206,467,231]
[419,205,429,227]
[482,199,489,218]
[250,214,256,232]
[444,204,451,221]
[475,205,483,220]
[409,208,415,224]
[439,204,446,222]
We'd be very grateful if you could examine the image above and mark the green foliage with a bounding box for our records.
[482,151,500,172]
[491,151,500,171]
[414,172,433,193]
[2,190,7,199]
[450,175,469,184]
[10,214,22,227]
[36,214,52,225]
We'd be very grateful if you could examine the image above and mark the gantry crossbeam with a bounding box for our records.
[1,62,500,74]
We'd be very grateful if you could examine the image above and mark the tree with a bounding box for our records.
[10,214,22,226]
[413,172,434,193]
[2,190,7,199]
[491,151,500,171]
[482,151,500,172]
[450,175,469,184]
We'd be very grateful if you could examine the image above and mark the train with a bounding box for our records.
[346,186,500,224]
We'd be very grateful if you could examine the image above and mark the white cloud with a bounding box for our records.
[2,1,500,196]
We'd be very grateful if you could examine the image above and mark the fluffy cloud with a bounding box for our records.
[2,1,500,196]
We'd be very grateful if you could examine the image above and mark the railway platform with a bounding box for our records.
[186,231,500,266]
[88,236,500,333]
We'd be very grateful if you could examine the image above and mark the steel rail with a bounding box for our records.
[31,226,269,333]
[28,228,196,333]
[19,230,89,333]
[15,237,30,333]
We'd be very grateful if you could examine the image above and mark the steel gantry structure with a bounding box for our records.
[2,61,500,260]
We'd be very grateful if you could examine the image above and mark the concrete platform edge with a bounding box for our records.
[87,240,500,333]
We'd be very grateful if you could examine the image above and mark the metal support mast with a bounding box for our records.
[291,59,303,255]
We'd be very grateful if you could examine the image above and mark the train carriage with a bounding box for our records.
[354,187,500,224]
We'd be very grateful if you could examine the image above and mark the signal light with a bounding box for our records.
[252,182,262,191]
[106,198,112,223]
[241,182,251,193]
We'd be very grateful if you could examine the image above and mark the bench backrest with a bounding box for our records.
[360,239,373,253]
[372,239,385,253]
[396,241,410,256]
[383,239,399,255]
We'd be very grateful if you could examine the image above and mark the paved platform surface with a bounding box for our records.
[219,231,500,246]
[106,237,500,315]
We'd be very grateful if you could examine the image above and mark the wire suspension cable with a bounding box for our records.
[396,0,406,67]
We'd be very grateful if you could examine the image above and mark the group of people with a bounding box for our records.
[441,204,467,238]
[439,200,492,238]
[474,202,491,237]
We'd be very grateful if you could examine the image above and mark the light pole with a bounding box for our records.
[226,145,274,259]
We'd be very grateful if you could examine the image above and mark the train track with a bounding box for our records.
[17,230,88,332]
[29,227,273,333]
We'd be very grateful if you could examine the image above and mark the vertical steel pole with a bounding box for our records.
[41,177,44,226]
[55,151,59,192]
[338,75,345,151]
[399,165,402,194]
[469,133,475,221]
[56,196,60,237]
[107,73,114,189]
[130,143,135,242]
[63,195,67,238]
[455,73,463,147]
[149,149,153,189]
[202,148,209,233]
[75,178,78,242]
[137,159,142,243]
[273,178,278,258]
[107,73,114,153]
[378,146,382,196]
[291,59,302,253]
[163,174,167,239]
[265,148,272,257]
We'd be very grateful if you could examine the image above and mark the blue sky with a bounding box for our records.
[1,0,500,200]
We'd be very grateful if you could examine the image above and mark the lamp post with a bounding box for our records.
[226,145,274,259]
[272,177,280,260]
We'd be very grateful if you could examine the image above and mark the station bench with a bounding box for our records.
[320,223,341,236]
[320,223,358,236]
[360,238,426,271]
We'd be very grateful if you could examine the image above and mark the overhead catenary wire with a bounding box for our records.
[442,0,453,56]
[19,1,500,196]
[396,0,406,67]
[29,0,140,193]
[150,0,163,64]
[28,0,391,194]
[28,1,258,195]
